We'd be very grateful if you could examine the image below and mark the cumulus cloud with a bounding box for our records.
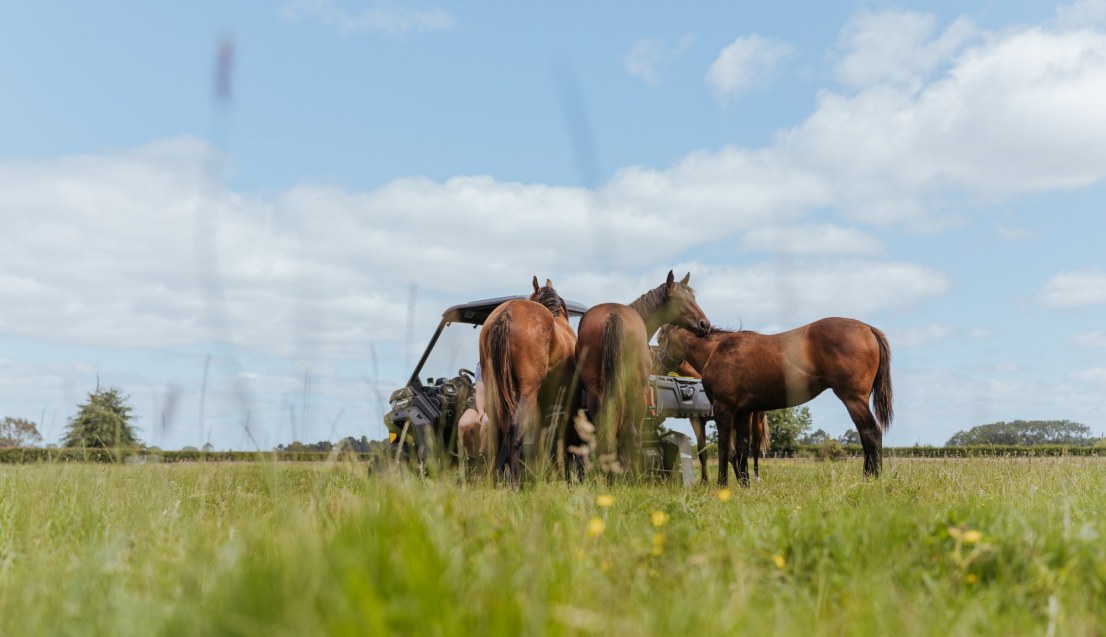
[623,35,695,85]
[280,0,454,34]
[1073,329,1106,347]
[834,10,978,90]
[686,260,949,327]
[737,223,885,255]
[0,138,950,362]
[705,34,795,101]
[1037,268,1106,308]
[994,224,1033,240]
[890,324,959,348]
[1068,367,1106,383]
[779,20,1106,225]
[1057,0,1106,29]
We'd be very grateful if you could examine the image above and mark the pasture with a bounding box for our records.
[1,458,1104,636]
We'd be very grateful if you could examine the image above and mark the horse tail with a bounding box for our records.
[870,326,894,430]
[486,312,518,438]
[754,412,770,455]
[599,313,626,450]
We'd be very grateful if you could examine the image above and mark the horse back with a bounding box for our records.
[804,317,883,389]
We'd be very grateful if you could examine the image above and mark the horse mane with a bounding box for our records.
[534,287,567,317]
[629,282,679,321]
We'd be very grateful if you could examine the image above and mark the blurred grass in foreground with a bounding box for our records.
[1,458,1104,636]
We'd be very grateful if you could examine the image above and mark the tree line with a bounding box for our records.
[4,386,1101,452]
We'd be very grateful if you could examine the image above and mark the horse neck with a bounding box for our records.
[629,286,668,339]
[682,331,722,373]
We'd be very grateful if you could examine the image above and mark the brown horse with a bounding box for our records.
[479,276,577,485]
[651,336,769,483]
[657,318,892,484]
[575,271,710,477]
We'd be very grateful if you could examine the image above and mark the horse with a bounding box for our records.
[657,318,892,485]
[575,271,711,477]
[479,276,577,485]
[651,335,769,483]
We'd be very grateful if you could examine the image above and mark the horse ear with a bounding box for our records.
[680,272,690,285]
[666,270,675,286]
[545,278,553,288]
[532,276,540,294]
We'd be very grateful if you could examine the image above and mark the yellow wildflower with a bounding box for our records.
[587,517,606,538]
[772,554,786,569]
[600,559,611,573]
[965,573,979,584]
[651,510,669,528]
[716,488,732,503]
[651,532,666,556]
[596,494,614,508]
[963,530,982,544]
[947,526,964,541]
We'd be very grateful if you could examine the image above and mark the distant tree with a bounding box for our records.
[768,407,813,453]
[838,430,861,445]
[0,417,43,447]
[61,387,141,448]
[800,428,831,445]
[275,440,333,452]
[946,420,1094,446]
[181,446,199,452]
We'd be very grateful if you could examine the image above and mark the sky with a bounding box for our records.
[2,0,1105,450]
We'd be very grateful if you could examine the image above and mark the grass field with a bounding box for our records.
[1,457,1104,636]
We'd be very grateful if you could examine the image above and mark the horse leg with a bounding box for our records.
[731,412,751,488]
[691,416,709,483]
[616,411,644,480]
[515,390,542,483]
[838,393,883,478]
[715,405,732,487]
[753,452,759,481]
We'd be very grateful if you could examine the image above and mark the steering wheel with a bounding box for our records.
[458,368,476,385]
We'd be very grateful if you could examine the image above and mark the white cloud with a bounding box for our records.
[280,0,454,34]
[1073,329,1106,347]
[1057,0,1106,29]
[834,10,978,90]
[1069,367,1106,383]
[781,20,1106,225]
[623,35,695,85]
[883,324,994,349]
[737,223,885,255]
[890,324,959,348]
[1037,268,1106,308]
[994,224,1033,240]
[0,138,950,362]
[705,34,795,101]
[687,260,949,327]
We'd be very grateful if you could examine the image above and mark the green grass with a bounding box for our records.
[1,458,1105,636]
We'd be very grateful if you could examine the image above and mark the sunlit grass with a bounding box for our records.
[1,458,1104,635]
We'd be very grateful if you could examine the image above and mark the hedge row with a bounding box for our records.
[0,448,381,464]
[1,445,1102,465]
[791,444,1104,458]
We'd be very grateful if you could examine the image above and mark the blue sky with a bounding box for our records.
[2,0,1105,450]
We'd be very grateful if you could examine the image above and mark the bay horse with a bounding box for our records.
[575,271,710,477]
[479,276,577,485]
[657,318,892,485]
[651,337,769,483]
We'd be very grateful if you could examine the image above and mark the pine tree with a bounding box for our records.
[61,387,142,448]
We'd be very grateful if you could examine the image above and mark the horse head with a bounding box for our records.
[661,270,711,336]
[655,324,692,373]
[530,275,570,318]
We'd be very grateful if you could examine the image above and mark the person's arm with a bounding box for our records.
[475,380,486,416]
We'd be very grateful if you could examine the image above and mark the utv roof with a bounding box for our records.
[442,296,590,325]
